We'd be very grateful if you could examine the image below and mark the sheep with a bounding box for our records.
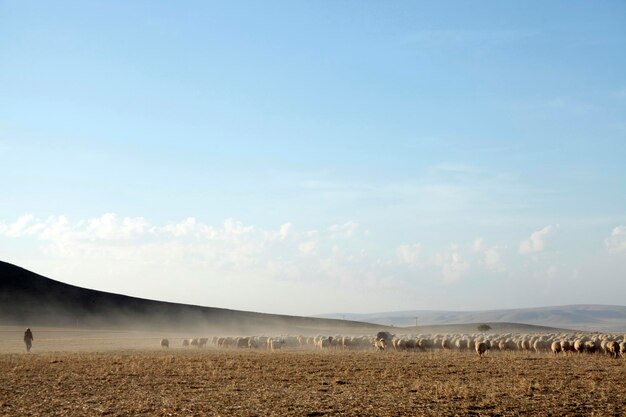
[574,339,585,354]
[269,337,285,351]
[236,337,250,349]
[606,341,620,359]
[433,337,442,349]
[222,337,235,348]
[318,336,333,350]
[165,331,626,358]
[475,341,488,357]
[499,339,517,351]
[355,336,374,350]
[344,336,372,351]
[584,340,597,354]
[456,338,469,351]
[560,340,573,355]
[248,338,259,349]
[395,337,414,351]
[257,336,269,349]
[600,339,610,354]
[533,339,550,353]
[418,338,434,352]
[441,338,452,351]
[342,336,354,350]
[392,337,402,351]
[330,336,342,350]
[405,338,417,350]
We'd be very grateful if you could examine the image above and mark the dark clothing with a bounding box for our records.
[24,330,33,352]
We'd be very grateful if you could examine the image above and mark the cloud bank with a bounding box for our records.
[1,214,623,314]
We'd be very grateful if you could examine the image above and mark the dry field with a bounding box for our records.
[1,328,625,416]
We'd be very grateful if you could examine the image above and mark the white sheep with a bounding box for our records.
[269,337,285,351]
[606,341,620,359]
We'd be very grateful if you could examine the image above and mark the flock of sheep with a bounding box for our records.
[159,331,626,358]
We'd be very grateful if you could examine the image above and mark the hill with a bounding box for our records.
[1,261,602,335]
[0,261,381,335]
[401,322,576,334]
[318,305,626,332]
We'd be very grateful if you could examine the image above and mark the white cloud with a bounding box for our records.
[1,214,35,237]
[38,216,71,241]
[328,221,358,239]
[396,243,423,265]
[519,225,558,254]
[605,226,626,254]
[484,248,501,270]
[86,213,149,240]
[279,222,292,240]
[473,237,484,252]
[471,237,504,271]
[223,218,254,237]
[3,211,625,314]
[298,241,317,255]
[161,217,196,237]
[440,252,469,283]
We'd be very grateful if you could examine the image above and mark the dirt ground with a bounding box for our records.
[1,327,625,416]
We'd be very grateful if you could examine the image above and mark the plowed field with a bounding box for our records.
[2,348,625,416]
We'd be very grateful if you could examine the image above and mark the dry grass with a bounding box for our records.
[1,348,625,416]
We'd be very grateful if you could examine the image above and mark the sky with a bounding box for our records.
[1,1,625,316]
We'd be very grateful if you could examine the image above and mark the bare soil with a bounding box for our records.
[2,347,625,416]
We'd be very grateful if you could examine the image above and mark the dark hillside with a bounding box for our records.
[0,261,381,334]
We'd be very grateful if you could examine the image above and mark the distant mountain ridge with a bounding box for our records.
[318,305,626,332]
[0,260,381,334]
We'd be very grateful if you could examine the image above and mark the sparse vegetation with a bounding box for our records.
[1,349,624,416]
[477,324,492,332]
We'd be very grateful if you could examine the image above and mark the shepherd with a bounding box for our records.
[24,328,34,352]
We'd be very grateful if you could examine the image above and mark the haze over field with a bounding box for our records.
[1,2,625,316]
[319,305,626,332]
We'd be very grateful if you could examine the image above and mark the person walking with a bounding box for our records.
[24,328,34,352]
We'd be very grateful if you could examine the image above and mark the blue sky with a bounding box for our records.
[1,1,625,315]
